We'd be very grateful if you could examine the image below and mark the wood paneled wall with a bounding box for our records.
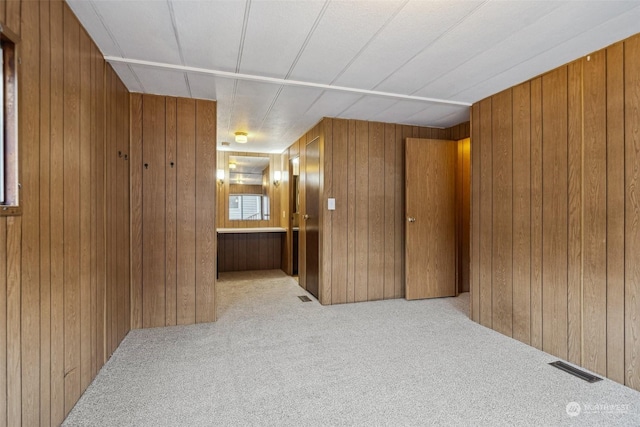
[470,33,640,391]
[0,1,131,425]
[216,151,282,229]
[130,94,217,329]
[218,233,283,272]
[288,118,469,305]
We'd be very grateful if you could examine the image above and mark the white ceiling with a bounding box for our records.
[67,0,640,154]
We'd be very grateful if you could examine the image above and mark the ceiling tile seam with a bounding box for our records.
[225,80,240,142]
[447,3,640,103]
[167,0,186,65]
[257,85,284,135]
[184,73,192,98]
[367,99,401,121]
[329,0,409,85]
[335,94,365,118]
[407,2,566,97]
[279,90,327,142]
[104,57,472,107]
[89,0,126,57]
[283,0,331,80]
[370,0,490,92]
[127,64,146,93]
[236,0,253,73]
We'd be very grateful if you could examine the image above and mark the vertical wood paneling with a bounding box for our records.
[142,95,166,328]
[606,42,625,384]
[95,53,107,376]
[288,119,469,305]
[368,122,384,301]
[567,60,583,366]
[5,0,19,35]
[625,35,640,390]
[165,98,177,326]
[49,1,65,422]
[383,123,396,300]
[394,125,407,298]
[321,121,332,305]
[79,28,92,394]
[470,105,480,322]
[354,121,369,302]
[0,220,6,427]
[195,100,216,323]
[120,80,131,343]
[38,1,52,423]
[63,7,81,412]
[0,2,133,423]
[478,98,493,327]
[512,82,531,344]
[331,119,348,304]
[6,217,21,427]
[530,77,543,351]
[469,33,640,392]
[491,90,513,337]
[582,52,607,374]
[541,67,569,360]
[130,94,143,329]
[346,122,356,303]
[18,0,40,423]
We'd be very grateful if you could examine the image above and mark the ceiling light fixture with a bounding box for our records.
[235,131,248,143]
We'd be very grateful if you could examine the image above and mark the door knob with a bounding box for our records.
[407,217,416,223]
[303,214,310,220]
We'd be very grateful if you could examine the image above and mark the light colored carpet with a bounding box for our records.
[64,270,640,426]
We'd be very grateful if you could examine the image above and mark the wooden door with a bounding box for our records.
[405,138,456,300]
[305,138,320,298]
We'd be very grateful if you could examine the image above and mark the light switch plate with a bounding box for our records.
[328,198,336,210]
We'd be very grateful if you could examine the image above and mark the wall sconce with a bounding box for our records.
[217,169,225,185]
[273,170,281,187]
[235,132,248,144]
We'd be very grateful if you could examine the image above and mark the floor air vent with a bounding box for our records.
[298,295,312,302]
[549,361,603,383]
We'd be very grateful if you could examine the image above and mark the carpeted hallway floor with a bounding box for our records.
[63,270,640,426]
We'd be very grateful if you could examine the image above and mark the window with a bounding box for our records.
[229,194,270,221]
[0,31,18,214]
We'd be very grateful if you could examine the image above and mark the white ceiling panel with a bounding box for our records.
[288,0,405,84]
[172,1,246,71]
[374,1,564,95]
[226,80,283,140]
[338,96,399,121]
[451,3,640,103]
[69,0,640,153]
[406,104,469,128]
[370,100,434,125]
[109,62,144,93]
[67,0,121,56]
[130,65,190,99]
[417,1,640,101]
[302,91,363,119]
[187,73,236,103]
[187,73,237,146]
[333,0,483,90]
[262,85,325,126]
[92,1,182,64]
[239,1,326,78]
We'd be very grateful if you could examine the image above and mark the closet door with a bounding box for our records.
[405,138,456,300]
[304,137,320,298]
